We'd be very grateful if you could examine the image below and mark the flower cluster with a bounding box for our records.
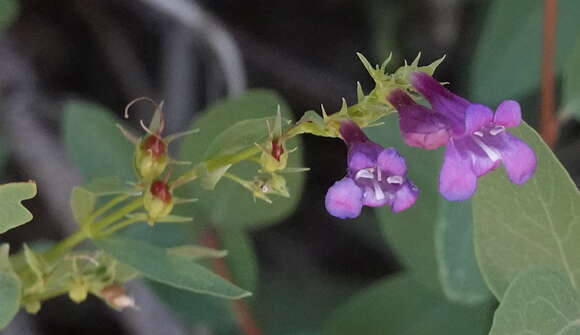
[325,71,537,219]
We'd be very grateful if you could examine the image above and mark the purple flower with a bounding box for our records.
[325,121,419,219]
[387,72,537,201]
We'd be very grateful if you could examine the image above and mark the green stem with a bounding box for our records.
[99,217,140,237]
[84,194,130,225]
[43,230,88,263]
[92,198,143,232]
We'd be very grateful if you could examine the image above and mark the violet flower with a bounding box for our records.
[387,72,537,201]
[325,121,419,219]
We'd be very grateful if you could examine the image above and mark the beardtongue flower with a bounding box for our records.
[325,121,419,219]
[387,72,537,201]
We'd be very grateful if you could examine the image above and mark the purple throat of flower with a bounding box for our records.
[325,121,419,219]
[387,72,537,201]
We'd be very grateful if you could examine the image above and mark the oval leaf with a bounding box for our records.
[473,123,580,299]
[63,100,134,181]
[490,270,580,335]
[0,244,22,329]
[95,236,250,299]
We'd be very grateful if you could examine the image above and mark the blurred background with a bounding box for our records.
[0,0,579,334]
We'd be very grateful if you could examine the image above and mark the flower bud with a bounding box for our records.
[260,137,289,173]
[143,180,174,223]
[135,135,169,181]
[24,301,41,314]
[68,281,89,303]
[101,284,136,310]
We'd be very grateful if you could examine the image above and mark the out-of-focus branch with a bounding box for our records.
[234,30,354,107]
[75,1,156,107]
[540,0,558,147]
[0,36,82,235]
[137,0,246,96]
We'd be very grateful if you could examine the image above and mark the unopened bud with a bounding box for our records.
[24,301,41,314]
[69,281,89,303]
[136,135,169,181]
[101,284,136,310]
[143,180,174,223]
[260,138,289,173]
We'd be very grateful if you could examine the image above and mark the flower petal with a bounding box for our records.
[439,140,478,201]
[339,120,369,144]
[493,100,521,128]
[391,182,419,212]
[348,150,375,172]
[459,138,501,177]
[464,104,493,135]
[362,186,390,207]
[377,147,407,176]
[409,72,471,131]
[499,133,537,184]
[388,89,450,149]
[325,177,364,219]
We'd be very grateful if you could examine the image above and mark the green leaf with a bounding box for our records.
[436,200,489,305]
[82,177,138,196]
[0,0,17,30]
[217,226,258,293]
[323,275,491,335]
[23,244,45,283]
[473,123,580,299]
[63,100,134,181]
[469,0,580,105]
[0,182,37,234]
[94,236,250,299]
[369,116,489,303]
[204,116,277,159]
[166,245,227,261]
[490,270,580,335]
[178,89,305,228]
[70,187,96,224]
[562,36,580,121]
[0,244,22,329]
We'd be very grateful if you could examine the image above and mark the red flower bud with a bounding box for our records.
[142,135,166,158]
[150,180,172,203]
[271,138,284,161]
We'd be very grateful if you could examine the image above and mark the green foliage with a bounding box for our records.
[64,100,134,181]
[369,115,490,304]
[562,36,580,121]
[489,271,580,335]
[178,89,305,229]
[323,275,491,335]
[95,236,250,299]
[70,187,96,224]
[218,226,258,292]
[470,0,580,105]
[0,245,21,329]
[473,123,580,300]
[0,182,37,234]
[0,0,17,30]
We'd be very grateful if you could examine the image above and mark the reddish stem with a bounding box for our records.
[540,0,558,147]
[202,228,264,335]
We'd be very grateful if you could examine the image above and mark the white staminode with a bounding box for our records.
[355,168,375,180]
[489,125,505,136]
[387,176,403,184]
[472,136,501,162]
[473,131,484,137]
[373,181,385,200]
